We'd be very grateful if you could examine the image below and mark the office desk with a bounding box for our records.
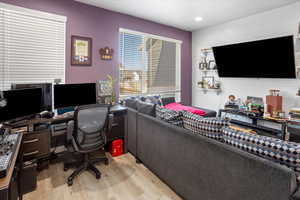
[0,133,22,200]
[7,104,128,162]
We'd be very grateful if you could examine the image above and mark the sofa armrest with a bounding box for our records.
[192,106,217,117]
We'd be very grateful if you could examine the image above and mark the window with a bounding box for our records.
[119,28,181,100]
[0,3,66,91]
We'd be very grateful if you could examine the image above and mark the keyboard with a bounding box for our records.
[0,133,21,178]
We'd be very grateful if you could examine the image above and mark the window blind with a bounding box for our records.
[119,29,181,100]
[0,3,66,91]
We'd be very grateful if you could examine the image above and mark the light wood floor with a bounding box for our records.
[24,153,182,200]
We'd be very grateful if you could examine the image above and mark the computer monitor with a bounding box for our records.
[0,88,43,123]
[11,83,52,111]
[54,83,97,109]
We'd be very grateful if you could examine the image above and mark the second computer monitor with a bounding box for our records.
[12,83,52,111]
[0,88,43,122]
[54,83,97,109]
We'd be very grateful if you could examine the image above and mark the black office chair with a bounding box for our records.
[66,104,112,186]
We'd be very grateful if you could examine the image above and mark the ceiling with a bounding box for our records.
[75,0,300,31]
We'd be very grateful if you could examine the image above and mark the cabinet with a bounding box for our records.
[21,129,50,161]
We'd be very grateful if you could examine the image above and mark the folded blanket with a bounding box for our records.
[164,102,206,116]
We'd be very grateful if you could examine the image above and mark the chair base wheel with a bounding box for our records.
[136,158,142,164]
[104,160,109,165]
[96,174,101,179]
[67,179,73,186]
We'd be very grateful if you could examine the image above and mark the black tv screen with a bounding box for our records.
[212,36,296,78]
[54,83,96,109]
[0,88,43,122]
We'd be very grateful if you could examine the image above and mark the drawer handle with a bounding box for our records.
[23,150,39,157]
[112,123,118,127]
[23,138,39,144]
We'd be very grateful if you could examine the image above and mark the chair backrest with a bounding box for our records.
[73,104,110,150]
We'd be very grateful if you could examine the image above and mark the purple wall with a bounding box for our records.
[0,0,192,104]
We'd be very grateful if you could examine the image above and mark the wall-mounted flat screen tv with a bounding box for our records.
[212,35,296,78]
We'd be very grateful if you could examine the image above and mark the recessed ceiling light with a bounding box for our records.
[195,17,203,22]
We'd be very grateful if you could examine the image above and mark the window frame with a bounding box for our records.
[119,28,182,101]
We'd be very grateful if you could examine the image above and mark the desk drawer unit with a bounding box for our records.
[22,130,50,160]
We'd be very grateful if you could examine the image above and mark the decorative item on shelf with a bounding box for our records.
[266,89,283,117]
[99,47,113,60]
[107,75,117,104]
[203,76,214,89]
[213,81,221,89]
[297,88,300,96]
[208,60,217,70]
[269,89,280,96]
[199,48,212,70]
[197,81,204,88]
[71,35,92,66]
[198,48,221,95]
[199,60,215,70]
[98,75,117,105]
[289,108,300,120]
[98,80,111,95]
[224,95,239,110]
[199,58,209,70]
[245,96,264,116]
[278,111,285,118]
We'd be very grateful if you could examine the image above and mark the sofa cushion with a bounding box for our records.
[182,111,230,140]
[156,105,183,127]
[137,100,156,117]
[124,97,139,110]
[164,102,207,116]
[161,97,176,106]
[222,126,300,173]
[144,95,162,105]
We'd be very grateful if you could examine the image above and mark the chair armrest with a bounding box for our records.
[108,114,114,132]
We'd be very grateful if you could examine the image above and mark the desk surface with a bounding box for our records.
[110,104,127,113]
[0,133,22,190]
[5,104,127,128]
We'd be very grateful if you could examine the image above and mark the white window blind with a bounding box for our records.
[0,3,66,91]
[119,29,181,100]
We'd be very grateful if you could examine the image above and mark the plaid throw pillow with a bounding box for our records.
[222,126,300,173]
[182,111,229,140]
[156,105,183,127]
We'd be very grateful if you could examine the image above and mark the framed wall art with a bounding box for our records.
[99,47,113,60]
[71,35,92,66]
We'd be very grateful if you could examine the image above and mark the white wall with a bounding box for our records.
[192,2,300,113]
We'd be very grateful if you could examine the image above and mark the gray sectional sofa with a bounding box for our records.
[125,106,300,200]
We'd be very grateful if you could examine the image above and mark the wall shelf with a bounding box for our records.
[199,69,218,73]
[198,87,222,95]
